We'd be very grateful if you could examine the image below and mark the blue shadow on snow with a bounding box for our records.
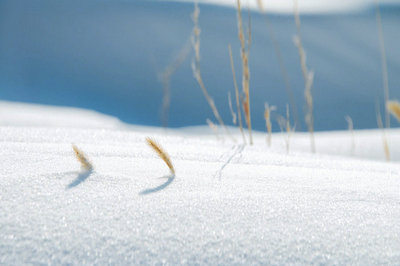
[66,169,93,189]
[139,174,175,195]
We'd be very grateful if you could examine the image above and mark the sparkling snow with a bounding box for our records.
[1,102,399,264]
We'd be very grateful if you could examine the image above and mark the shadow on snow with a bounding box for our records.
[139,174,175,195]
[66,169,93,189]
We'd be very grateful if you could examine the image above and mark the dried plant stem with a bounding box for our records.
[161,37,191,127]
[72,144,93,171]
[146,138,175,174]
[277,105,294,154]
[246,4,252,49]
[264,103,275,147]
[228,44,246,144]
[293,0,315,153]
[345,115,355,156]
[236,0,253,145]
[191,2,234,142]
[215,143,245,179]
[375,0,390,128]
[376,103,390,161]
[387,100,400,122]
[228,92,237,125]
[207,118,221,141]
[284,104,292,154]
[256,1,300,130]
[256,0,264,13]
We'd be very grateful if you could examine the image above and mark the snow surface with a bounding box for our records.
[172,0,371,14]
[1,102,400,264]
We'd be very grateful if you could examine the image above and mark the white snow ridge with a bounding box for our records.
[0,102,399,264]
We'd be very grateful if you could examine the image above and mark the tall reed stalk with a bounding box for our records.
[191,2,234,141]
[293,0,315,153]
[236,0,253,145]
[228,44,246,144]
[256,0,300,130]
[375,0,390,128]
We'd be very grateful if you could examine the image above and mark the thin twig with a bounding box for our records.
[345,115,355,156]
[264,103,276,147]
[228,92,237,125]
[228,44,246,144]
[191,2,235,142]
[207,118,222,141]
[376,102,390,161]
[256,1,301,130]
[215,144,245,179]
[293,0,315,153]
[375,0,390,128]
[277,104,295,154]
[160,37,191,127]
[236,0,253,145]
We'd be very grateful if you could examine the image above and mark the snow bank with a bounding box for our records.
[0,101,123,129]
[171,0,397,13]
[1,102,399,264]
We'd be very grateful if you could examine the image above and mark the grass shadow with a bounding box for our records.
[66,169,93,189]
[139,174,175,195]
[43,171,79,179]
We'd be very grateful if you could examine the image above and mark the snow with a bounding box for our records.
[1,102,399,264]
[0,101,123,129]
[172,0,399,13]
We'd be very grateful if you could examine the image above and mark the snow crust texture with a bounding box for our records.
[1,104,400,264]
[1,126,399,265]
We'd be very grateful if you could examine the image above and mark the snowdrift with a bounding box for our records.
[1,102,399,264]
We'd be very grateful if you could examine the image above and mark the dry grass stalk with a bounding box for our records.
[375,0,390,128]
[146,137,175,174]
[191,2,234,142]
[161,38,191,127]
[236,0,253,145]
[277,104,294,154]
[256,0,264,11]
[256,0,301,130]
[228,92,237,125]
[206,118,221,141]
[264,103,276,147]
[387,100,400,122]
[72,144,93,171]
[246,5,252,49]
[376,103,390,161]
[345,115,355,156]
[228,44,246,144]
[293,0,315,153]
